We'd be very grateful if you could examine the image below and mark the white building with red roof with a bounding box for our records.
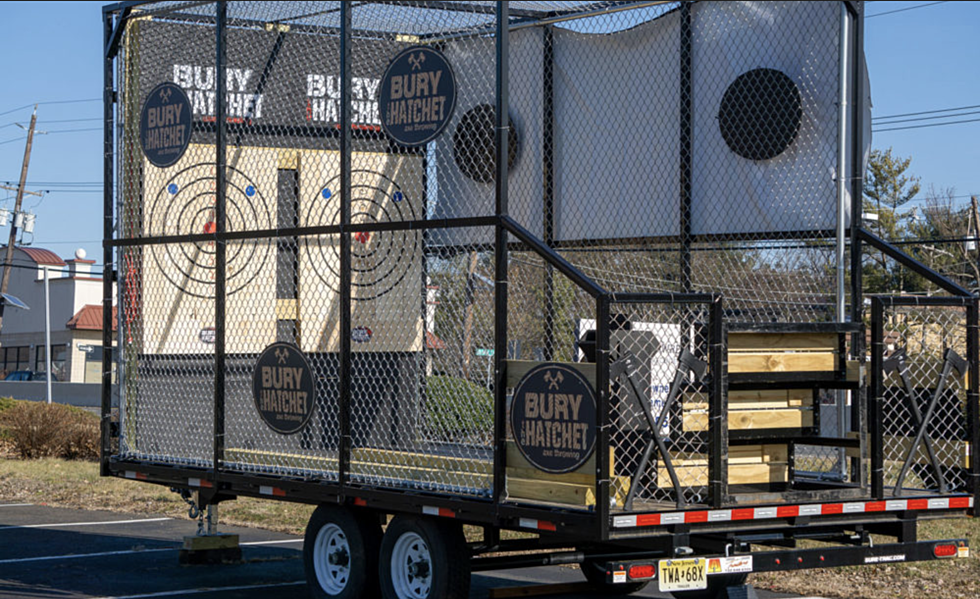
[0,246,115,383]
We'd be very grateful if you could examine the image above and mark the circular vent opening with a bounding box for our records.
[718,68,802,161]
[453,104,519,183]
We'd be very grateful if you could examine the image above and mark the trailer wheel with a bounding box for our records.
[579,559,650,595]
[304,504,382,599]
[671,573,749,599]
[379,515,470,599]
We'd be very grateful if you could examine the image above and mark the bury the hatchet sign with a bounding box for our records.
[510,363,597,474]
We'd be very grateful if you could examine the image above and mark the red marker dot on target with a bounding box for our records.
[204,222,216,234]
[354,231,370,244]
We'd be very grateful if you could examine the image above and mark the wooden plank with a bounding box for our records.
[685,389,812,411]
[846,360,862,382]
[353,448,492,475]
[683,408,813,431]
[507,478,595,506]
[728,352,836,374]
[668,445,787,466]
[728,332,838,351]
[504,360,596,389]
[505,441,613,476]
[657,462,788,486]
[275,298,299,320]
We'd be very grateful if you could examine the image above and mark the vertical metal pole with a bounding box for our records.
[848,3,865,330]
[595,295,611,540]
[542,26,556,361]
[338,2,353,491]
[101,8,116,477]
[679,2,693,293]
[708,296,726,507]
[213,1,227,486]
[870,297,884,499]
[44,266,51,404]
[492,1,510,506]
[835,3,851,475]
[966,299,980,515]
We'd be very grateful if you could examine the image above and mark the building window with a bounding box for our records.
[85,346,117,384]
[1,346,29,376]
[35,344,67,381]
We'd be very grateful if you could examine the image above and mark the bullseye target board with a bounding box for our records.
[137,144,423,355]
[298,150,424,354]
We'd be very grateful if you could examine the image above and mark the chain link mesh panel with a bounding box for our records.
[878,303,972,494]
[607,300,714,509]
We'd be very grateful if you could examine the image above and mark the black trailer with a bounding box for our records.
[101,2,978,598]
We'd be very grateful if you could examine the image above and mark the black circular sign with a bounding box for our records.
[453,104,519,184]
[252,343,316,435]
[379,46,457,146]
[140,82,192,168]
[718,68,802,161]
[510,363,597,474]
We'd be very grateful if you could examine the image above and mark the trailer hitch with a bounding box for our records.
[892,348,968,496]
[612,348,708,511]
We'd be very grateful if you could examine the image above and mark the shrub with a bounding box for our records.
[425,376,493,444]
[0,401,100,460]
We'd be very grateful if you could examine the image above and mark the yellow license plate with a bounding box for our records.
[658,557,707,592]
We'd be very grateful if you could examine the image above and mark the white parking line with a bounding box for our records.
[0,537,301,564]
[0,503,33,508]
[0,517,171,531]
[92,581,305,598]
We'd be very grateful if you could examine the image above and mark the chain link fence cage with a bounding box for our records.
[872,297,976,496]
[109,1,880,510]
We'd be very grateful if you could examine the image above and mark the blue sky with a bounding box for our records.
[0,1,977,267]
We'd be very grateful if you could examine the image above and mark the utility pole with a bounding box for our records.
[0,105,39,336]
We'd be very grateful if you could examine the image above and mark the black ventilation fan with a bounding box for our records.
[452,103,519,183]
[718,68,802,161]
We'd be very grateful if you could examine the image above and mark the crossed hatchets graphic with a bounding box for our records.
[275,347,289,364]
[543,370,563,390]
[407,51,426,71]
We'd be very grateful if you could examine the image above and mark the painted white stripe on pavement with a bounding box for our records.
[92,581,305,599]
[0,547,176,565]
[0,503,33,508]
[0,537,301,564]
[0,517,172,531]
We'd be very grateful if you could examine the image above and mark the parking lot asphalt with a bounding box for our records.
[0,502,811,599]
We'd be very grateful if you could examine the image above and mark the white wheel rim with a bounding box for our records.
[313,523,351,595]
[390,531,432,599]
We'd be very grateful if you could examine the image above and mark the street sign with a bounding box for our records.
[475,348,494,357]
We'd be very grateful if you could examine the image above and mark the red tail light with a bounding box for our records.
[628,564,656,580]
[934,543,957,558]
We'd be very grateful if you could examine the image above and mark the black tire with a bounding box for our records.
[671,573,749,599]
[304,504,382,599]
[579,558,650,595]
[379,515,470,599]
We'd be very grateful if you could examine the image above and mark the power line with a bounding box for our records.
[0,98,101,119]
[872,109,980,127]
[865,1,948,18]
[873,103,980,121]
[873,116,980,133]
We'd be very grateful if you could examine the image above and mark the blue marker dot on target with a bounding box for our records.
[322,188,332,199]
[393,191,404,203]
[245,185,255,197]
[167,183,178,195]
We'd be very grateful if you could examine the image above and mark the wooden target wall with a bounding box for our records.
[138,144,424,356]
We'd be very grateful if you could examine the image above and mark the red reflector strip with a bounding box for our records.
[777,506,800,518]
[628,564,655,580]
[353,498,367,507]
[519,518,557,532]
[188,478,212,488]
[934,544,958,558]
[259,486,286,497]
[611,496,974,529]
[124,471,148,481]
[637,514,661,526]
[685,511,709,523]
[950,497,971,509]
[422,506,456,518]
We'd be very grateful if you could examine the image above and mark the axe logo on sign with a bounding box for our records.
[252,343,316,435]
[139,82,191,167]
[510,363,597,474]
[379,46,457,146]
